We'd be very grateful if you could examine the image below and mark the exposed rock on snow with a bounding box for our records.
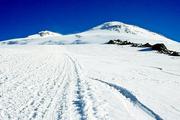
[106,39,180,56]
[151,44,180,56]
[106,39,132,45]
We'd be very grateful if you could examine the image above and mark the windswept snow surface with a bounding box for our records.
[0,45,180,120]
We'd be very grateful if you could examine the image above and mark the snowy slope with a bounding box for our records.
[0,21,179,51]
[0,45,180,120]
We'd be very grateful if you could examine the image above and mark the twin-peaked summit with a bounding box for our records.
[0,21,179,51]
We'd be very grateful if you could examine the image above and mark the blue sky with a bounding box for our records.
[0,0,180,42]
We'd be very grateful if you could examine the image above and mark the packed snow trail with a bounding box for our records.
[0,46,110,120]
[0,45,180,120]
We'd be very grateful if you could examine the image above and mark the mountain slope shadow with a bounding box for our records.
[139,48,153,52]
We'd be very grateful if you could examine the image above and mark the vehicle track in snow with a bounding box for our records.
[0,47,108,120]
[67,55,110,120]
[0,46,165,120]
[89,77,163,120]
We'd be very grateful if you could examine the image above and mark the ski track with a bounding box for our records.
[67,55,109,120]
[0,46,165,120]
[89,77,163,120]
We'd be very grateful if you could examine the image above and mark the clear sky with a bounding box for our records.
[0,0,179,42]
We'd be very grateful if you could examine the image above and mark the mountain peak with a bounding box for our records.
[92,21,125,30]
[102,21,125,26]
[38,30,62,37]
[27,30,62,38]
[90,21,161,36]
[91,21,137,34]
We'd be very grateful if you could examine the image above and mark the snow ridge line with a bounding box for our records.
[90,77,163,120]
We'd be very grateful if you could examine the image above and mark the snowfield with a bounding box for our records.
[0,45,180,120]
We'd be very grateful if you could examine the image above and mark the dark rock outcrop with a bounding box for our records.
[131,43,142,47]
[152,43,167,52]
[106,40,180,56]
[170,51,180,56]
[151,43,180,56]
[107,40,152,48]
[106,40,117,44]
[142,43,152,47]
[107,40,132,45]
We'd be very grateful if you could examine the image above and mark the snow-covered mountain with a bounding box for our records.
[91,21,155,35]
[0,22,180,120]
[27,30,62,38]
[0,21,179,50]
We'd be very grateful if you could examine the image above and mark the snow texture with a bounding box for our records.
[0,45,180,120]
